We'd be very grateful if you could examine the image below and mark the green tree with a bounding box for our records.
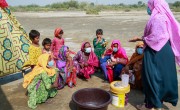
[90,2,95,6]
[173,1,180,8]
[138,1,143,6]
[68,0,79,8]
[119,3,124,6]
[79,2,87,10]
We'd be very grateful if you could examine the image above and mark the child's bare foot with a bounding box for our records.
[45,99,53,104]
[52,83,58,88]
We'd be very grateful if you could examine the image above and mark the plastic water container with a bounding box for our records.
[122,74,129,87]
[111,93,125,108]
[110,81,130,108]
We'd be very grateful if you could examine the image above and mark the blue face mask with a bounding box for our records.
[113,47,118,52]
[137,48,143,55]
[147,7,152,15]
[48,60,54,67]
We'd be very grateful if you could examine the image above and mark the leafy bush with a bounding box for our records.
[124,9,131,12]
[173,1,180,8]
[173,8,180,12]
[86,8,100,15]
[9,1,179,12]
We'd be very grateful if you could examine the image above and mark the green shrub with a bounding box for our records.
[124,9,131,12]
[78,2,88,10]
[86,8,100,15]
[173,8,180,12]
[173,1,180,8]
[9,1,179,12]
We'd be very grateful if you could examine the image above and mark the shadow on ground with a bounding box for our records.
[69,100,77,110]
[0,86,13,110]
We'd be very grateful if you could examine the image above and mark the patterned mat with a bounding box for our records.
[0,7,30,77]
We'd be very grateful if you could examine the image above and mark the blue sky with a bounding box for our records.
[6,0,178,6]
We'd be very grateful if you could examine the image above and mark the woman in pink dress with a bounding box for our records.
[129,0,179,109]
[73,42,99,79]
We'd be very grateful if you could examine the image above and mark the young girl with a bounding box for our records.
[51,27,65,59]
[93,29,108,59]
[23,30,42,69]
[42,38,52,54]
[56,46,77,88]
[42,38,56,67]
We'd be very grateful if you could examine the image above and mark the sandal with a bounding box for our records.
[136,104,162,110]
[136,103,151,110]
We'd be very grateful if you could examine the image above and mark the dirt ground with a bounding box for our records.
[0,11,180,110]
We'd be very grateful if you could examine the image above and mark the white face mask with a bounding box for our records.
[85,47,91,53]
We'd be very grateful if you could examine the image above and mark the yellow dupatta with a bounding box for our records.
[23,54,56,88]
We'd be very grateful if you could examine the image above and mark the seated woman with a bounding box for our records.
[22,54,59,109]
[121,41,144,89]
[56,46,77,88]
[100,40,128,82]
[73,42,99,79]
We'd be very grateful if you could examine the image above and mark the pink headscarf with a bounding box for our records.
[144,0,180,66]
[0,0,8,8]
[54,27,62,37]
[81,42,99,67]
[106,40,128,60]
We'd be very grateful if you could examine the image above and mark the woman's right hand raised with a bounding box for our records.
[129,37,142,42]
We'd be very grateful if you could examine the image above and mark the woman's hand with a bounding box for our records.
[68,66,73,72]
[108,62,113,67]
[108,62,116,66]
[124,66,130,73]
[54,56,60,60]
[80,63,84,68]
[96,37,101,44]
[116,58,127,65]
[129,37,142,42]
[84,63,88,67]
[121,66,129,75]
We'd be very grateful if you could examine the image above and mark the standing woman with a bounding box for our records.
[130,0,180,109]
